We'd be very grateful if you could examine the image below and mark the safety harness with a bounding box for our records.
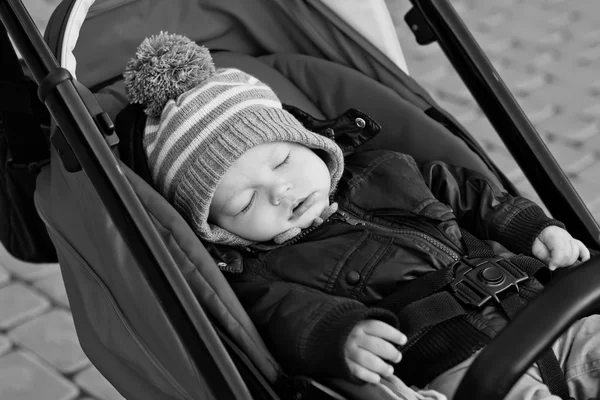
[378,228,573,399]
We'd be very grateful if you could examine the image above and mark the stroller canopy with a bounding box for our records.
[50,0,409,86]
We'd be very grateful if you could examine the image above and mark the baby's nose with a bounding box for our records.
[270,182,293,205]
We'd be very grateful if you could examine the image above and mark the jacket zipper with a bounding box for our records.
[334,210,461,262]
[283,223,321,247]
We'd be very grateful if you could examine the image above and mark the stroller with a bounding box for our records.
[2,0,600,398]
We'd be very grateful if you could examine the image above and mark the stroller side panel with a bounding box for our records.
[34,148,241,400]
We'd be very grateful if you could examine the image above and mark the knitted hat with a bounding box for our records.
[124,32,344,247]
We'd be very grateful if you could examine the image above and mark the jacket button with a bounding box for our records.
[346,271,361,285]
[323,128,335,139]
[355,117,366,129]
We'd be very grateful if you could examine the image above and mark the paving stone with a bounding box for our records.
[588,78,600,96]
[462,116,506,151]
[579,133,600,156]
[545,62,600,91]
[576,160,600,183]
[8,309,89,374]
[488,151,526,183]
[579,25,600,47]
[0,334,11,356]
[546,10,580,27]
[566,175,600,206]
[435,73,475,105]
[33,272,70,308]
[411,63,452,85]
[524,84,595,118]
[498,42,561,71]
[511,24,569,49]
[74,366,126,400]
[0,283,51,330]
[536,115,600,144]
[494,67,553,98]
[0,350,79,400]
[577,43,600,66]
[471,31,516,55]
[545,142,597,174]
[579,103,600,120]
[526,49,561,69]
[475,9,511,31]
[516,97,560,125]
[434,98,480,125]
[0,243,61,282]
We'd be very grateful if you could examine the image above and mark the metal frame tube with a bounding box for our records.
[410,0,600,250]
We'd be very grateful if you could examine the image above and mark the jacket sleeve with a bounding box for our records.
[419,160,565,256]
[228,270,399,380]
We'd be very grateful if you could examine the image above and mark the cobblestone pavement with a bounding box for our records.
[1,0,599,399]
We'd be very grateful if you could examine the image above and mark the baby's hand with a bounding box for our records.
[344,320,407,384]
[532,226,590,270]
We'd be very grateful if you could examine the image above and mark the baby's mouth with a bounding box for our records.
[290,192,316,220]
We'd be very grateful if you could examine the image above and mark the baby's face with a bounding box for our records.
[209,141,332,242]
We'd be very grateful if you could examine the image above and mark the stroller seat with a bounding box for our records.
[35,48,509,400]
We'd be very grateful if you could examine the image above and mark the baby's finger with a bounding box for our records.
[531,238,550,262]
[549,241,569,270]
[346,359,382,384]
[566,240,579,266]
[577,240,591,262]
[359,335,402,364]
[348,347,394,378]
[362,320,407,346]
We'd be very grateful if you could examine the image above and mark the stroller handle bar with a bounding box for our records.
[410,0,600,250]
[454,256,600,399]
[0,1,254,399]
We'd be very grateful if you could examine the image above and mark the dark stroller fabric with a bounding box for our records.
[0,24,55,262]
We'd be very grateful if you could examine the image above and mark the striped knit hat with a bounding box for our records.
[124,32,344,247]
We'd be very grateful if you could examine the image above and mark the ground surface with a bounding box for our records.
[1,0,599,398]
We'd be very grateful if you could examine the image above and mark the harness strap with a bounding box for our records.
[460,229,573,400]
[379,227,571,398]
[395,291,466,335]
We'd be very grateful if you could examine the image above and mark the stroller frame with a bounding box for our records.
[2,0,600,398]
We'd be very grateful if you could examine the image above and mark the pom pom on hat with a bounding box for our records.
[124,31,216,117]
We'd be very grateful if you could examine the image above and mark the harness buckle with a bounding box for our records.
[450,257,529,308]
